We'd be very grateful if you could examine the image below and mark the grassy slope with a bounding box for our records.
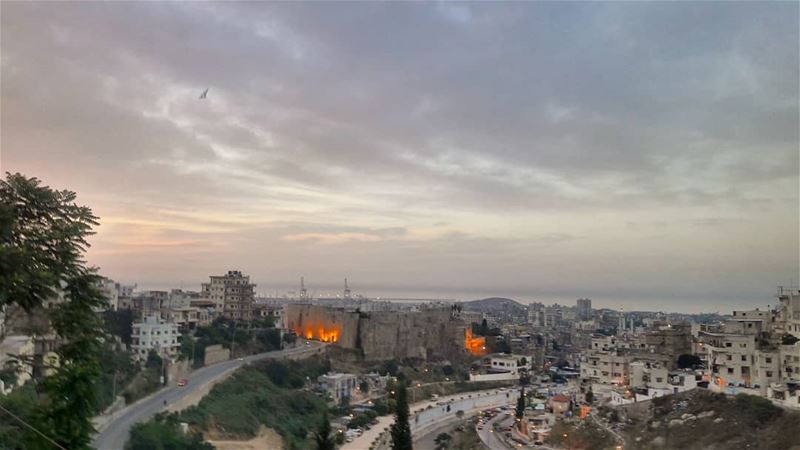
[178,357,329,449]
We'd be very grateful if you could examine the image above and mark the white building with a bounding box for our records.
[486,353,532,375]
[131,314,180,359]
[318,372,358,402]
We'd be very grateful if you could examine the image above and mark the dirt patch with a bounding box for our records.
[206,425,283,450]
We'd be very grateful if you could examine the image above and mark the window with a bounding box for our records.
[766,358,772,364]
[727,368,734,374]
[766,371,773,377]
[725,343,732,348]
[656,378,663,383]
[742,355,747,362]
[727,355,732,361]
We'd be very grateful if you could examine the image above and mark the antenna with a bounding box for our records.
[300,276,308,300]
[344,278,351,300]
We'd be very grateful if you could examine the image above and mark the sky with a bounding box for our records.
[1,2,798,313]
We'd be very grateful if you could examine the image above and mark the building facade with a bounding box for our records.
[201,270,256,321]
[131,314,180,359]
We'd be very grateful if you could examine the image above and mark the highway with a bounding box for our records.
[477,412,514,450]
[92,341,325,450]
[345,388,519,450]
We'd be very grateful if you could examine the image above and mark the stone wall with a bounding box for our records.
[284,304,466,362]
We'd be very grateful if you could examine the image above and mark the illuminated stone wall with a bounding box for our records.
[284,304,359,348]
[284,304,467,361]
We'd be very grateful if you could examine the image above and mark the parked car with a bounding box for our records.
[177,378,188,387]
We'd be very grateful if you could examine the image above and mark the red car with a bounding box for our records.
[177,378,188,387]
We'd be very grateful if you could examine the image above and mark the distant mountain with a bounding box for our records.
[462,297,526,312]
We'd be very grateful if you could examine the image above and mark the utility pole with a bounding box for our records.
[230,320,237,358]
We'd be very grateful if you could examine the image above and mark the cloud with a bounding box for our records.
[1,1,797,308]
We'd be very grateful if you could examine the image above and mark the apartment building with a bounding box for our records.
[317,372,358,402]
[130,314,180,359]
[201,270,256,321]
[702,331,758,388]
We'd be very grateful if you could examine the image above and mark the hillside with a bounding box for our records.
[461,297,526,312]
[621,390,800,450]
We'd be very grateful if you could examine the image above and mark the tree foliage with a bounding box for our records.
[390,383,412,450]
[782,334,799,346]
[313,411,336,450]
[0,173,106,449]
[127,413,213,450]
[515,385,526,420]
[434,432,452,450]
[677,354,702,369]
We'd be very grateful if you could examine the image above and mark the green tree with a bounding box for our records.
[390,383,412,450]
[103,308,134,345]
[434,432,452,450]
[515,385,526,428]
[677,354,702,369]
[127,414,213,450]
[0,173,107,449]
[313,411,336,450]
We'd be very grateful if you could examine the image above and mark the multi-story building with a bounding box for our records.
[777,288,800,337]
[702,331,757,389]
[164,307,210,331]
[317,372,358,403]
[580,350,630,385]
[201,270,256,321]
[254,302,284,327]
[130,314,180,359]
[527,303,545,328]
[643,324,693,368]
[576,298,592,321]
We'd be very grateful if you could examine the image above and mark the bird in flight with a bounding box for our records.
[199,88,209,99]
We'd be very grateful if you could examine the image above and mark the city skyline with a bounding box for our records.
[2,2,798,313]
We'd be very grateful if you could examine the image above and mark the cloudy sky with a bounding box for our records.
[2,2,798,311]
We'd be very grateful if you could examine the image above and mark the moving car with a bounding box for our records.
[177,378,188,387]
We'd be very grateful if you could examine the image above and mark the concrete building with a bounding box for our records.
[485,353,532,375]
[318,372,358,403]
[528,303,546,328]
[642,324,693,368]
[702,331,757,389]
[777,288,800,338]
[201,270,256,321]
[576,298,592,321]
[98,278,120,311]
[165,307,210,331]
[254,302,284,328]
[581,350,630,385]
[130,314,180,359]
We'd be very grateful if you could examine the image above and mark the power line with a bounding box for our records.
[0,403,67,450]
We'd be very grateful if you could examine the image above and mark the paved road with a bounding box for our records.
[346,388,519,450]
[415,419,472,449]
[92,341,325,450]
[478,412,514,450]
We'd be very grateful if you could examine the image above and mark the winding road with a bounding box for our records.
[92,341,325,450]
